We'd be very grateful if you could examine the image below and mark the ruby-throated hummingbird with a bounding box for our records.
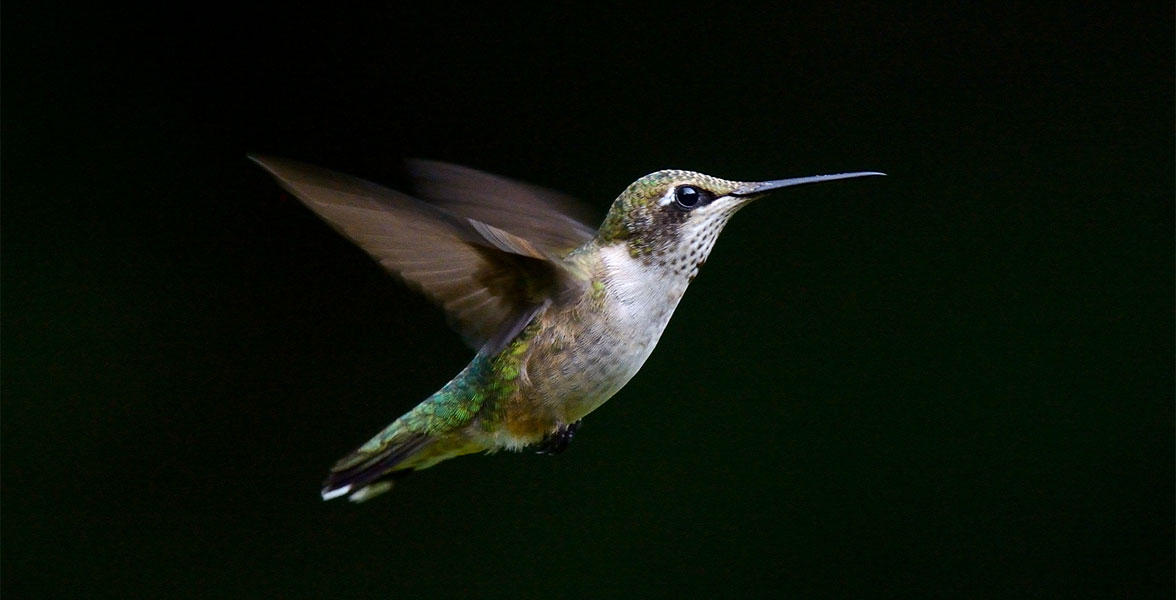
[252,156,883,501]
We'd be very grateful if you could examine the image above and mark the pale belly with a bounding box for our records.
[470,245,693,449]
[542,312,668,422]
[528,245,690,424]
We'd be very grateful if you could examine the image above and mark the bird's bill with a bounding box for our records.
[731,171,886,197]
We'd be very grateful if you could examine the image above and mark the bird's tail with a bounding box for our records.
[320,433,434,502]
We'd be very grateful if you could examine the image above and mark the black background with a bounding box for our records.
[5,3,1172,598]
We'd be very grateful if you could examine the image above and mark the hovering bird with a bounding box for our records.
[252,156,883,501]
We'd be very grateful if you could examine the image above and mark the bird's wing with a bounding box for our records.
[407,159,599,254]
[252,155,583,353]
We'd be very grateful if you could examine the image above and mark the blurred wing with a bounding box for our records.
[251,155,577,352]
[407,160,598,255]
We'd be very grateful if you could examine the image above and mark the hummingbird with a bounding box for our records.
[252,156,883,501]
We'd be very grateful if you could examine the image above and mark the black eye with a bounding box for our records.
[673,185,713,210]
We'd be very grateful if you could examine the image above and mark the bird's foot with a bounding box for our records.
[535,420,582,455]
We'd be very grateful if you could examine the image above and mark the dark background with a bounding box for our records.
[4,3,1172,598]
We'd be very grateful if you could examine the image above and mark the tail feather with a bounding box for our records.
[321,434,433,502]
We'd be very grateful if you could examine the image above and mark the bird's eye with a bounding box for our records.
[673,185,714,210]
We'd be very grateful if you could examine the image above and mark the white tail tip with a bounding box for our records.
[321,485,351,501]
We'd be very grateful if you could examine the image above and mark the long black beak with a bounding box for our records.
[731,171,885,197]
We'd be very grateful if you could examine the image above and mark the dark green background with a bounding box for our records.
[4,3,1172,598]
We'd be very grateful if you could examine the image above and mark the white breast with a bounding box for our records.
[599,244,691,337]
[547,244,692,420]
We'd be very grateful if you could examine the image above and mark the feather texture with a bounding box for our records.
[250,155,586,351]
[407,159,598,253]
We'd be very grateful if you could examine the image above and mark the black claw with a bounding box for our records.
[535,420,582,455]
